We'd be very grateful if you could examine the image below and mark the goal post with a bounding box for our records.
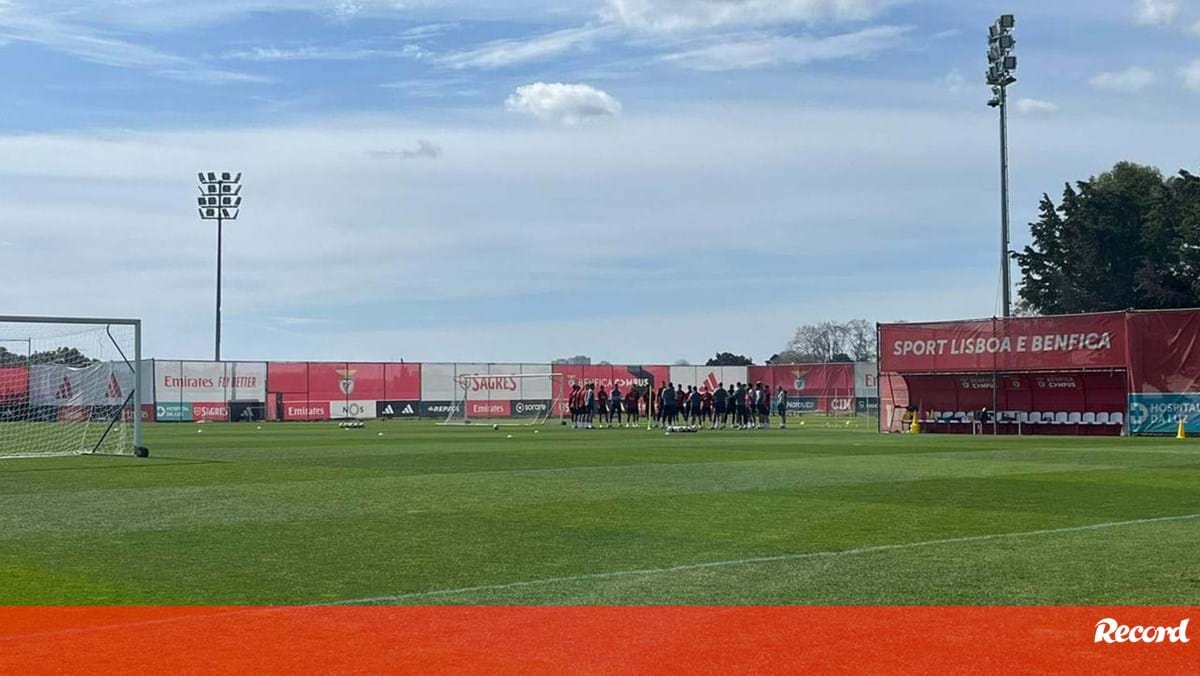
[439,373,565,426]
[0,316,144,458]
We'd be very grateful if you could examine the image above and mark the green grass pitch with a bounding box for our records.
[2,419,1199,605]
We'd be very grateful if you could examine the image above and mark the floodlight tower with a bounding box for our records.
[197,172,242,361]
[987,14,1017,318]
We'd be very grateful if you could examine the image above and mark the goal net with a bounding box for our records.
[0,316,144,458]
[440,373,565,426]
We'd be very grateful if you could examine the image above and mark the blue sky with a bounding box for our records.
[1,0,1198,363]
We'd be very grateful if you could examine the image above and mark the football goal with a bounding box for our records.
[439,373,565,426]
[0,316,145,458]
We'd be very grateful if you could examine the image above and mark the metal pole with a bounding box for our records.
[1000,85,1012,318]
[133,320,143,449]
[215,214,223,362]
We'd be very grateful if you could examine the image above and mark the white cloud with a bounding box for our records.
[606,0,892,32]
[439,25,609,69]
[2,104,1198,360]
[366,139,443,160]
[940,69,966,92]
[0,6,266,83]
[332,0,362,19]
[1181,59,1200,91]
[224,44,425,61]
[1015,98,1059,116]
[1089,66,1157,92]
[505,82,622,125]
[661,26,909,71]
[1134,0,1179,26]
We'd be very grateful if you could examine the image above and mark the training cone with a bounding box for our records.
[1177,418,1188,440]
[909,414,920,435]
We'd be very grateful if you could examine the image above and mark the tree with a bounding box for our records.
[782,320,875,363]
[705,352,753,366]
[673,359,691,366]
[767,350,808,365]
[844,319,876,362]
[0,346,95,366]
[1015,161,1200,315]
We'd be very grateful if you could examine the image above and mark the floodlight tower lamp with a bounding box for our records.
[196,171,243,361]
[986,14,1017,318]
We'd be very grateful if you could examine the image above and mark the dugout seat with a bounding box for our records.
[1054,412,1070,425]
[1111,412,1125,427]
[1068,412,1082,425]
[1082,412,1097,425]
[1095,412,1110,425]
[1017,411,1031,424]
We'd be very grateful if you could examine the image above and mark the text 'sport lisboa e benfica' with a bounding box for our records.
[877,308,1200,436]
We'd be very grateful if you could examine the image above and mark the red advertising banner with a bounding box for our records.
[749,364,855,396]
[880,313,1129,373]
[467,399,511,418]
[283,401,330,421]
[305,363,380,401]
[266,362,308,394]
[0,367,28,400]
[192,402,230,423]
[384,363,421,400]
[553,365,666,416]
[554,365,664,390]
[1,606,1195,674]
[1127,310,1200,394]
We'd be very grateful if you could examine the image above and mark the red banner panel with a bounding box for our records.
[283,401,329,421]
[1127,310,1200,394]
[266,362,308,394]
[383,363,421,400]
[0,606,1195,675]
[192,402,230,422]
[880,313,1128,373]
[467,399,511,418]
[122,404,155,422]
[56,405,90,422]
[305,363,355,401]
[553,365,666,416]
[554,365,662,390]
[749,364,855,395]
[0,367,28,400]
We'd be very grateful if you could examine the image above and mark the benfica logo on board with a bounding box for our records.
[336,369,356,395]
[792,370,808,391]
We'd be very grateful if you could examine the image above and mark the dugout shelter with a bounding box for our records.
[878,309,1200,436]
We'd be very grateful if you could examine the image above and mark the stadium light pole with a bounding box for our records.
[987,14,1017,318]
[197,172,242,361]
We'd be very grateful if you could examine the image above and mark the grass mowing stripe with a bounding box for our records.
[326,512,1200,605]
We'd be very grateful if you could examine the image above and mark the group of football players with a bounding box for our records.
[566,381,789,430]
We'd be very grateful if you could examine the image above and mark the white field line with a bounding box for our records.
[328,512,1200,605]
[3,513,1196,643]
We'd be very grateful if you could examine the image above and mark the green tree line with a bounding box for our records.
[1016,162,1200,315]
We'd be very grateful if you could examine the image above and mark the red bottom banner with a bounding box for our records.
[1,606,1195,674]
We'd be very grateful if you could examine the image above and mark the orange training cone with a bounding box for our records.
[1177,418,1188,440]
